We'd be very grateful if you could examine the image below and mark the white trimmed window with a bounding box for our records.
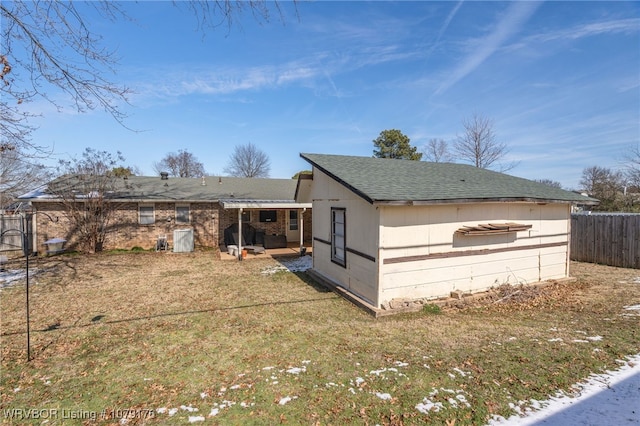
[331,207,346,266]
[176,204,190,224]
[139,204,155,225]
[241,210,251,223]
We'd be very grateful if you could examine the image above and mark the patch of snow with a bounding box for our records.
[261,256,312,275]
[286,366,306,374]
[487,353,640,425]
[394,361,409,367]
[0,268,44,289]
[180,405,198,412]
[208,408,219,417]
[188,416,205,423]
[416,398,444,413]
[453,367,469,377]
[168,408,178,416]
[278,396,297,405]
[586,336,603,341]
[376,392,392,400]
[548,338,563,342]
[220,400,235,408]
[573,339,589,343]
[456,394,471,408]
[623,304,640,311]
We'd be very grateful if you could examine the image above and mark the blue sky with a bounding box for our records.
[27,1,640,189]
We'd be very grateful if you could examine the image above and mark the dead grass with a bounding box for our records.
[1,253,639,425]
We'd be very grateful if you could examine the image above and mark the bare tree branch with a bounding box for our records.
[224,142,271,178]
[1,1,295,158]
[153,150,206,178]
[422,138,452,163]
[50,148,128,253]
[0,145,52,209]
[453,113,517,172]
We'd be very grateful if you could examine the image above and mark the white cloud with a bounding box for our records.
[532,18,639,43]
[434,2,541,96]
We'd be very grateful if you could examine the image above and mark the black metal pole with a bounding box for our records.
[25,233,30,362]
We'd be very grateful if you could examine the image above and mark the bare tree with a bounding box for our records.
[153,150,206,178]
[453,114,517,171]
[0,145,52,210]
[51,148,128,253]
[623,144,640,190]
[533,179,563,189]
[422,138,452,163]
[579,165,625,211]
[224,143,271,178]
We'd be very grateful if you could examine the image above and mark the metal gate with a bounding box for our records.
[0,214,33,253]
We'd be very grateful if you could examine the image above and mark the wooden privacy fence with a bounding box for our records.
[571,213,640,269]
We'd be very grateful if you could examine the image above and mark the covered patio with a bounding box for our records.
[219,198,312,261]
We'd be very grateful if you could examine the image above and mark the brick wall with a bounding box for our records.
[32,201,311,252]
[33,201,219,252]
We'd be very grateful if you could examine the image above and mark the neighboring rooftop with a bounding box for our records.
[300,153,599,205]
[19,175,300,203]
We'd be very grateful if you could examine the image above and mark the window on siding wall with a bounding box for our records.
[331,207,346,266]
[176,205,190,224]
[139,205,155,225]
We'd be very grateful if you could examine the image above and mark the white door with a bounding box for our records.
[286,209,300,242]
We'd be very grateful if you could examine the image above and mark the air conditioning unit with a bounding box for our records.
[173,229,194,253]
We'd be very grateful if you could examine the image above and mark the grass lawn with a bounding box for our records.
[1,251,639,425]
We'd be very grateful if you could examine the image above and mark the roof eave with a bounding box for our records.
[372,197,600,206]
[300,154,375,204]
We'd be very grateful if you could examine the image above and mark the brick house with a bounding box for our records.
[19,174,312,254]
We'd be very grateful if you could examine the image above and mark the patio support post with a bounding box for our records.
[300,208,305,254]
[238,208,243,260]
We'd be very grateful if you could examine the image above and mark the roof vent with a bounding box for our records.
[201,176,206,186]
[160,172,169,180]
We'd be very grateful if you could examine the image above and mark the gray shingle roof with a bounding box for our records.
[300,153,598,205]
[20,175,299,202]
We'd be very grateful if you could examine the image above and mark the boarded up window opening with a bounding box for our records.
[455,223,532,236]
